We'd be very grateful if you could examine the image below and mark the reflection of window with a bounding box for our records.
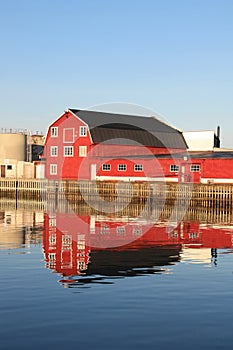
[49,234,56,245]
[134,164,143,172]
[117,226,126,235]
[133,227,142,236]
[189,232,199,239]
[64,146,73,157]
[102,164,111,171]
[190,164,200,172]
[118,164,127,171]
[62,234,72,247]
[49,253,56,261]
[50,146,58,157]
[49,217,56,227]
[101,225,110,234]
[80,126,87,137]
[51,127,58,137]
[50,164,57,175]
[78,261,86,271]
[170,164,180,172]
[77,234,85,250]
[79,146,87,157]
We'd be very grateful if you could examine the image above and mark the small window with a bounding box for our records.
[134,164,143,172]
[79,146,87,157]
[118,164,127,171]
[51,127,58,137]
[102,164,111,171]
[64,146,73,157]
[7,165,12,170]
[190,164,200,172]
[50,164,57,175]
[50,146,58,157]
[80,126,87,137]
[170,164,180,172]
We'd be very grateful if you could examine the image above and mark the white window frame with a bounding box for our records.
[50,146,58,157]
[190,164,200,172]
[63,128,75,143]
[170,164,180,172]
[79,146,87,157]
[118,164,127,171]
[50,164,57,175]
[134,164,143,172]
[80,126,87,137]
[64,146,74,157]
[51,127,58,137]
[102,164,111,171]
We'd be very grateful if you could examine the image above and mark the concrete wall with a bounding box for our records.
[0,134,26,161]
[0,159,34,178]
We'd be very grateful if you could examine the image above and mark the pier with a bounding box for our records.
[0,179,233,214]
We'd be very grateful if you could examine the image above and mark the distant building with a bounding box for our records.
[0,129,44,179]
[183,126,221,151]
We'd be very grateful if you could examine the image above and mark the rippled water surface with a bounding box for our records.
[1,204,233,350]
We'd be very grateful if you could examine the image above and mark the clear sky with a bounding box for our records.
[0,0,233,147]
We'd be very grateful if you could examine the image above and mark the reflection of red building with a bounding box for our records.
[43,212,233,279]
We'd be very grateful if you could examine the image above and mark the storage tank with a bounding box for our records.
[0,133,27,161]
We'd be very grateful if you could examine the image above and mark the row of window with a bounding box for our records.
[51,126,87,139]
[51,146,87,157]
[171,164,200,172]
[49,162,201,175]
[102,164,143,172]
[102,164,201,172]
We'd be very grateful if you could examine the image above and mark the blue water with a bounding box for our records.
[1,209,233,350]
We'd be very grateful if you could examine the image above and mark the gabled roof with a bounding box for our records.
[69,109,187,149]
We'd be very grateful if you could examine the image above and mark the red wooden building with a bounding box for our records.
[43,109,233,183]
[43,109,188,181]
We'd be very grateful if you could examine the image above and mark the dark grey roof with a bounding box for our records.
[69,109,187,149]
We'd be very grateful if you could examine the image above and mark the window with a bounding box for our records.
[134,164,143,172]
[102,164,111,171]
[50,164,57,175]
[80,126,87,137]
[64,146,73,157]
[170,164,180,172]
[50,146,58,157]
[7,165,12,170]
[51,127,58,137]
[79,146,87,157]
[118,164,127,171]
[190,164,200,172]
[63,128,74,143]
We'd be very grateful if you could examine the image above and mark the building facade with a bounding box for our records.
[43,109,187,181]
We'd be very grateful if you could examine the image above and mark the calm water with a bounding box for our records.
[1,203,233,350]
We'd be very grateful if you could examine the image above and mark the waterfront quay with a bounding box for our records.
[0,178,233,212]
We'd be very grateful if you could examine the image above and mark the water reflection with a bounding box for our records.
[1,200,233,287]
[42,210,233,288]
[0,208,43,250]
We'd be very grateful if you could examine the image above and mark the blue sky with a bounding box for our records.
[0,0,233,147]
